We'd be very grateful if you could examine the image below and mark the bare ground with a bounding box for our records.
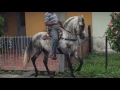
[0,71,72,78]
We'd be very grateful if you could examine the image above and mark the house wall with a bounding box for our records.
[25,12,46,36]
[4,12,18,36]
[25,12,92,36]
[92,12,113,52]
[2,12,92,36]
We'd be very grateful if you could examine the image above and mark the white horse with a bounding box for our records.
[23,16,88,78]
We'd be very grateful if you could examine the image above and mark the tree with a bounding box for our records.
[0,15,5,36]
[106,12,120,52]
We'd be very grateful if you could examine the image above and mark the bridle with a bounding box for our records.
[61,16,84,42]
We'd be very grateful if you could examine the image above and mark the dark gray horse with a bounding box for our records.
[23,15,88,78]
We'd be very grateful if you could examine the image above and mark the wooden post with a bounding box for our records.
[105,35,108,70]
[88,25,92,53]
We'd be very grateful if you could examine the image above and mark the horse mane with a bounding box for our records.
[81,17,85,30]
[63,16,77,28]
[63,16,86,35]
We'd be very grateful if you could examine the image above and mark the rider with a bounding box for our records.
[44,12,61,60]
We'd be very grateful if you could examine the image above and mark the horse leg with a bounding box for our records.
[43,50,54,78]
[65,54,75,78]
[31,50,41,77]
[75,56,83,71]
[73,51,83,71]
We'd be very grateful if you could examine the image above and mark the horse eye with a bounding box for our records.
[81,25,85,30]
[79,22,83,25]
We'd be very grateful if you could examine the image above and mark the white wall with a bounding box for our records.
[92,12,114,52]
[92,12,111,37]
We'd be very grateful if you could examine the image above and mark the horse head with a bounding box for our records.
[63,15,87,40]
[76,15,85,39]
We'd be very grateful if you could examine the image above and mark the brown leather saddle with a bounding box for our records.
[42,28,63,40]
[42,21,63,40]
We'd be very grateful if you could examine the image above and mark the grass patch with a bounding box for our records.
[0,69,27,75]
[56,52,120,78]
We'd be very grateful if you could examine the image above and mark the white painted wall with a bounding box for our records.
[92,12,111,37]
[92,12,114,52]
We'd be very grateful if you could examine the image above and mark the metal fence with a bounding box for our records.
[0,36,61,71]
[0,35,92,72]
[0,35,117,72]
[0,36,31,54]
[90,36,120,70]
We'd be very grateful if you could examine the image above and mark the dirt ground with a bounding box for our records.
[0,71,73,78]
[0,74,71,78]
[0,74,20,78]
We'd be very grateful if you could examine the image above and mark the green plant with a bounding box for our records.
[106,12,120,52]
[0,15,5,36]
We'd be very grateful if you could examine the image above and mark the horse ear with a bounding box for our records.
[81,15,84,18]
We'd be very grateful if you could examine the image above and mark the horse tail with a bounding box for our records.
[23,41,33,68]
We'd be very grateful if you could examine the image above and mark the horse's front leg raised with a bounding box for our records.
[75,56,83,71]
[65,54,75,78]
[73,51,83,71]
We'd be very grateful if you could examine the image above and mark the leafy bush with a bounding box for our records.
[106,12,120,52]
[0,15,5,36]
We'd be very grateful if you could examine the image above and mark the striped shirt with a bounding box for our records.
[45,12,58,24]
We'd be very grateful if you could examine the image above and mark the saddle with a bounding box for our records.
[42,21,63,40]
[42,28,63,40]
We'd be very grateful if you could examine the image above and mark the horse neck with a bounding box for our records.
[62,28,77,39]
[62,16,81,40]
[62,19,78,39]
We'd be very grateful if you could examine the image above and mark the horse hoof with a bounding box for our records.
[35,74,38,77]
[72,76,76,78]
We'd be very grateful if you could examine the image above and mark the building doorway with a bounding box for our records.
[17,12,26,36]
